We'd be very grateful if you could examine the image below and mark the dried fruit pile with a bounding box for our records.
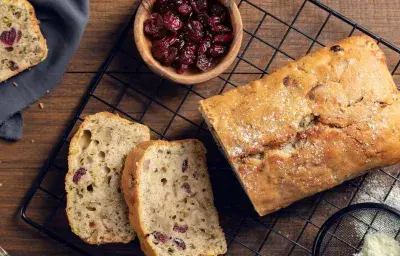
[143,0,234,74]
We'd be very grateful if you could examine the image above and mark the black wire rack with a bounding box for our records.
[20,0,400,255]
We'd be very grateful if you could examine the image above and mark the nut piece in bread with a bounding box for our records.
[66,112,150,244]
[0,0,48,82]
[122,139,227,256]
[199,35,400,216]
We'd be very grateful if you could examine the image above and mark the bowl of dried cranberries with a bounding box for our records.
[134,0,243,85]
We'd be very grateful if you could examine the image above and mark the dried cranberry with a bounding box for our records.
[178,2,192,16]
[164,46,178,65]
[72,168,87,183]
[213,34,233,44]
[183,20,204,43]
[181,182,192,195]
[196,54,212,71]
[211,3,226,17]
[209,44,226,57]
[176,63,189,74]
[198,40,211,55]
[181,158,188,172]
[211,24,231,33]
[209,16,221,27]
[152,38,170,60]
[178,44,197,65]
[153,231,170,243]
[189,0,207,14]
[173,238,186,250]
[0,28,17,47]
[191,19,203,31]
[330,45,343,52]
[163,12,183,32]
[153,36,179,65]
[144,13,164,35]
[5,47,13,52]
[197,12,210,27]
[173,223,188,233]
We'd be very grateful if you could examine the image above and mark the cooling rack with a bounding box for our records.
[20,0,400,255]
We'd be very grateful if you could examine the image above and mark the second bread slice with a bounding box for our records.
[66,112,150,244]
[122,139,227,256]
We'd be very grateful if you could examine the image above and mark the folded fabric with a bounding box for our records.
[0,0,89,141]
[0,113,23,141]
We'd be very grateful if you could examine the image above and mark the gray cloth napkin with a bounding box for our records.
[0,0,89,141]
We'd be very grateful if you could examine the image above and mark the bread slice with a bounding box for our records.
[66,112,150,244]
[122,139,227,256]
[0,0,47,82]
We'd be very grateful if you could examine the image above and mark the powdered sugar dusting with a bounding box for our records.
[353,170,400,209]
[385,182,400,210]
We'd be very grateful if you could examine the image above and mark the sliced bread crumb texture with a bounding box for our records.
[66,112,150,244]
[0,0,47,82]
[122,140,227,256]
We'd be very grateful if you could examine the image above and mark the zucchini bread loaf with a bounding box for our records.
[122,140,227,256]
[200,35,400,216]
[0,0,47,82]
[66,112,150,244]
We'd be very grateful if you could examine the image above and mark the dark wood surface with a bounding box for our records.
[0,0,399,255]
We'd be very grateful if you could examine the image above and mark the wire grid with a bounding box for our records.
[20,0,400,255]
[315,204,400,255]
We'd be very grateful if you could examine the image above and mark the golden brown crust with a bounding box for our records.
[24,0,47,61]
[0,0,48,82]
[122,140,156,256]
[200,35,400,216]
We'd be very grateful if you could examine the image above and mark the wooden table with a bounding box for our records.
[0,0,399,255]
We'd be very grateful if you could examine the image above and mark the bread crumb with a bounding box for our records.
[31,140,35,143]
[39,103,44,109]
[13,82,18,87]
[0,183,2,187]
[46,90,50,93]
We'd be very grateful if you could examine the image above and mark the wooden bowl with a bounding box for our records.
[134,0,243,85]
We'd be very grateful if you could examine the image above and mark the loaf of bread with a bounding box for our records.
[199,35,400,216]
[0,0,47,82]
[121,139,227,256]
[66,112,150,244]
